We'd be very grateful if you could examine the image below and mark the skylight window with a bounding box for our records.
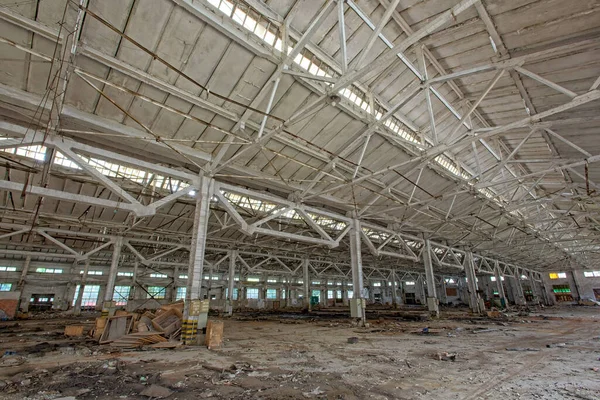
[2,144,47,161]
[2,145,190,196]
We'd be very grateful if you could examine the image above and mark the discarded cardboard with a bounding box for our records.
[205,320,224,350]
[64,325,85,337]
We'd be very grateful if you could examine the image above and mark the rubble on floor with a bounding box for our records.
[1,306,599,399]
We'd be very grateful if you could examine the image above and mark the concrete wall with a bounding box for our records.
[572,270,600,301]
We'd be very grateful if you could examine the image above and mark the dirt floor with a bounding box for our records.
[1,305,599,400]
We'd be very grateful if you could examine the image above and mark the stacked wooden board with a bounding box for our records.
[93,301,185,348]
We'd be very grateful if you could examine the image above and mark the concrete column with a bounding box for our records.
[439,276,448,305]
[303,258,310,311]
[17,256,32,312]
[207,266,214,297]
[62,260,78,311]
[423,240,439,316]
[103,236,123,314]
[512,272,527,305]
[289,286,295,307]
[237,273,244,304]
[349,218,366,325]
[494,262,507,308]
[226,250,237,315]
[171,266,180,302]
[73,259,90,315]
[130,260,139,300]
[523,272,537,304]
[390,272,398,307]
[415,276,425,305]
[534,279,548,305]
[570,271,583,301]
[17,255,31,291]
[464,252,482,313]
[285,282,291,307]
[182,175,213,344]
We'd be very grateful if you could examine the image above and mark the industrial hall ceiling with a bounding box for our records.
[0,0,598,279]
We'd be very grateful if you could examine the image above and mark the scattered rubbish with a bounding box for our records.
[151,308,183,337]
[99,315,135,344]
[110,332,169,348]
[472,328,498,334]
[64,325,85,337]
[578,298,600,306]
[139,384,173,398]
[90,301,189,347]
[506,348,540,352]
[302,387,325,397]
[405,360,412,368]
[591,367,599,372]
[247,371,270,377]
[486,310,503,319]
[546,343,567,348]
[149,341,182,349]
[413,328,443,335]
[435,352,457,361]
[347,337,359,344]
[447,333,456,337]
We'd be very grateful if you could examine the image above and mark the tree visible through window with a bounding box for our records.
[266,289,277,299]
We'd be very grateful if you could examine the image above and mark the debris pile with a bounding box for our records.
[92,301,184,348]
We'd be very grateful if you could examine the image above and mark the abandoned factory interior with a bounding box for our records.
[0,0,599,398]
